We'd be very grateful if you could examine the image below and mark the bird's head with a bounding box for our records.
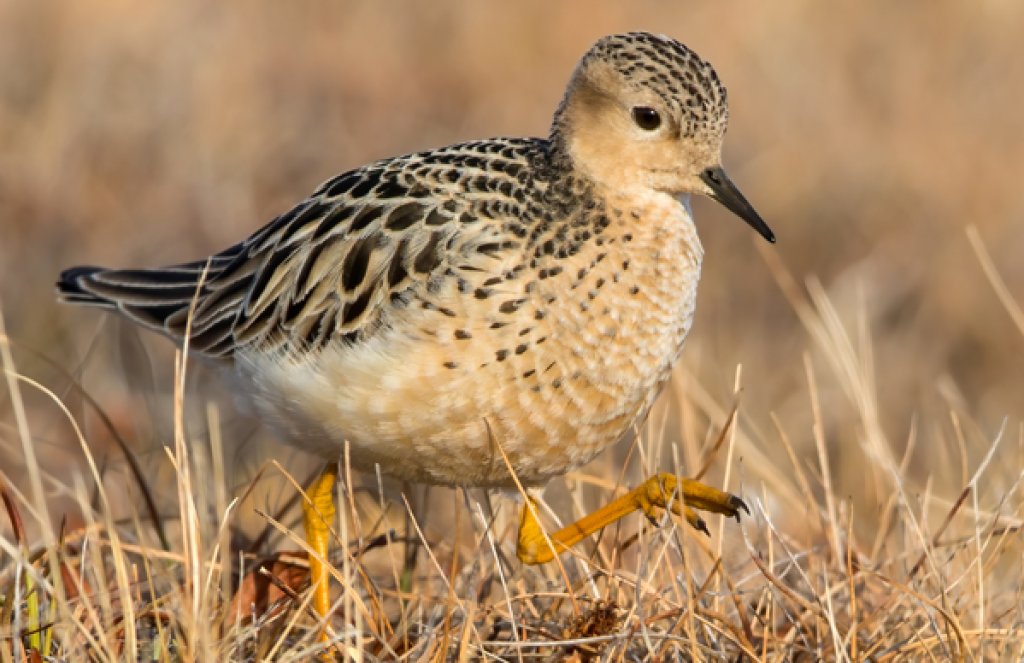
[552,32,774,242]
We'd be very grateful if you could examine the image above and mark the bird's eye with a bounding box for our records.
[631,106,662,131]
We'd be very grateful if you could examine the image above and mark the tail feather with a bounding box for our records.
[57,266,117,307]
[56,250,249,358]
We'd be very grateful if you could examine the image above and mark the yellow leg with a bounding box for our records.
[517,472,747,564]
[302,464,338,625]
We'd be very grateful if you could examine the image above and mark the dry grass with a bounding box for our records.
[2,2,1023,660]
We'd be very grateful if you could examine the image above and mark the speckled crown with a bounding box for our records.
[572,32,729,139]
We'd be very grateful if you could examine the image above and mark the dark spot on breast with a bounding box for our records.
[483,276,502,287]
[454,329,472,340]
[522,369,536,378]
[490,321,508,329]
[474,288,493,299]
[629,286,641,295]
[495,349,509,361]
[443,361,459,369]
[552,378,562,389]
[534,310,545,320]
[515,343,528,355]
[499,299,525,314]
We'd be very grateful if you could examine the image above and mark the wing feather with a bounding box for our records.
[57,138,548,359]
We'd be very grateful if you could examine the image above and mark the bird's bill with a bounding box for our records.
[700,166,775,243]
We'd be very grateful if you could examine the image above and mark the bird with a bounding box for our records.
[58,31,774,625]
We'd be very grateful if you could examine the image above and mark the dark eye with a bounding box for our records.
[631,106,661,131]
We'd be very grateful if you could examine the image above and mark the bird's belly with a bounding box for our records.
[236,333,589,487]
[233,317,681,488]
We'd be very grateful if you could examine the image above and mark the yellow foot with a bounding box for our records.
[517,473,747,565]
[301,464,338,634]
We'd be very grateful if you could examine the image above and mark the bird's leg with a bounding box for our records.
[516,473,747,565]
[302,463,338,625]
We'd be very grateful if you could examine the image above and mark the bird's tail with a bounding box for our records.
[57,250,246,358]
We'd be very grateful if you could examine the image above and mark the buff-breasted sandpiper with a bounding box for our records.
[58,31,774,624]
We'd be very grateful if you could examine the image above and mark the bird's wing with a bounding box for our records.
[58,138,547,359]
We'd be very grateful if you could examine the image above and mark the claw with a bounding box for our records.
[730,495,750,520]
[635,473,748,530]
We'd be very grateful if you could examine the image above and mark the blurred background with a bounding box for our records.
[1,1,1022,547]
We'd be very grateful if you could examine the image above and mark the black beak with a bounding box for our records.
[700,166,775,243]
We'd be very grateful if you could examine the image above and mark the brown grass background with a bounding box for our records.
[1,1,1023,651]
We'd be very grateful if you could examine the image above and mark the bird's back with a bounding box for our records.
[58,137,561,360]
